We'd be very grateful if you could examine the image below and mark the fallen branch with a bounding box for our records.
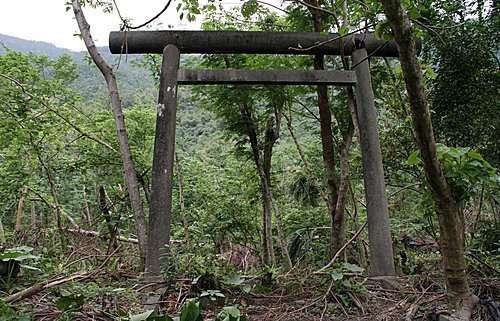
[404,284,434,321]
[315,221,367,273]
[2,271,88,304]
[3,246,127,304]
[468,252,500,275]
[66,228,139,244]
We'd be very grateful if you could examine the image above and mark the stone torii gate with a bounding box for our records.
[109,30,410,278]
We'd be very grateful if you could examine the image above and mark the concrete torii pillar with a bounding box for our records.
[352,47,396,277]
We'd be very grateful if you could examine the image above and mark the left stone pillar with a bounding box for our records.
[352,48,395,278]
[147,45,180,276]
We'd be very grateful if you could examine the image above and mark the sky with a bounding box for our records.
[0,0,205,51]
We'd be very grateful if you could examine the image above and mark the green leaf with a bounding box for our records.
[130,310,174,321]
[223,274,245,285]
[130,310,155,321]
[339,26,349,36]
[241,0,259,18]
[254,285,270,292]
[331,271,344,281]
[221,306,241,317]
[0,247,38,262]
[56,294,84,312]
[467,152,485,161]
[242,284,251,293]
[424,66,436,79]
[448,147,460,158]
[375,21,392,40]
[409,7,422,19]
[406,150,421,165]
[342,262,364,273]
[180,300,202,321]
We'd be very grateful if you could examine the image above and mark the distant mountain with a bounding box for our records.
[0,33,156,105]
[0,34,80,58]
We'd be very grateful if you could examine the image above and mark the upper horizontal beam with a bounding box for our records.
[177,69,356,85]
[109,31,413,57]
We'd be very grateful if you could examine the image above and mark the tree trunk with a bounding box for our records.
[30,201,36,230]
[379,0,472,299]
[15,187,28,231]
[262,107,293,269]
[284,112,312,176]
[284,111,328,204]
[239,101,275,266]
[36,155,62,231]
[270,192,293,269]
[72,0,148,269]
[332,120,354,254]
[305,0,341,259]
[99,186,118,255]
[82,185,92,227]
[350,184,367,268]
[0,216,5,243]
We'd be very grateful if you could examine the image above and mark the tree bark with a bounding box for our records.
[379,0,471,297]
[244,103,275,266]
[305,0,341,259]
[36,155,62,231]
[82,185,92,227]
[30,201,36,230]
[99,186,118,255]
[0,216,5,243]
[239,101,275,266]
[15,187,28,231]
[72,0,148,269]
[332,120,354,254]
[263,103,292,269]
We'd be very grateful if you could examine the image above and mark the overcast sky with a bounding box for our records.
[0,0,204,51]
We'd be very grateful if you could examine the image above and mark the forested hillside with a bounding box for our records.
[0,1,498,320]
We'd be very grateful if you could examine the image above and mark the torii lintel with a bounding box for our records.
[109,30,420,57]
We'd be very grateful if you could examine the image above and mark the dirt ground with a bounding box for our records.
[4,232,500,320]
[8,271,499,320]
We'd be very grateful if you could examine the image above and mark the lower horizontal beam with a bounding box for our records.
[177,69,356,85]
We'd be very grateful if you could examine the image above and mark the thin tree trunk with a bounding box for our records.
[270,192,293,269]
[262,104,292,268]
[350,184,367,268]
[330,1,358,257]
[239,102,275,266]
[283,112,312,176]
[380,0,475,305]
[0,216,5,243]
[137,172,151,205]
[30,201,36,230]
[15,187,28,231]
[82,185,92,227]
[29,188,79,229]
[36,155,62,231]
[284,111,328,204]
[305,0,340,259]
[72,0,147,269]
[332,120,354,254]
[39,205,45,228]
[99,186,118,255]
[175,152,190,253]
